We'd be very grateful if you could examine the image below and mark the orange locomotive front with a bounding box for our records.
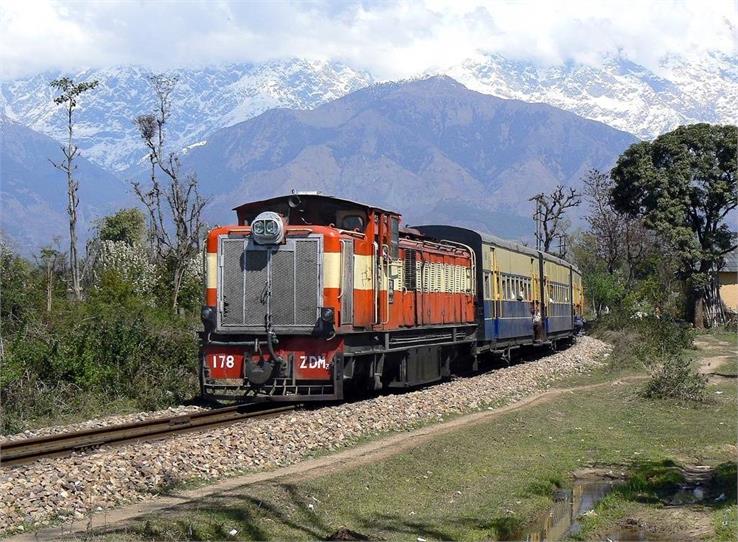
[200,194,477,403]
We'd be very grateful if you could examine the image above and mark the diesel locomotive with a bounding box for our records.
[199,193,583,403]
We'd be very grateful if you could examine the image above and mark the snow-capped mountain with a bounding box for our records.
[1,52,735,176]
[442,51,738,141]
[1,60,373,172]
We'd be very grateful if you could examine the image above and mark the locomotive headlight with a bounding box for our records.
[251,211,285,244]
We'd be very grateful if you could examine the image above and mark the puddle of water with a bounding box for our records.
[603,525,650,541]
[518,479,618,542]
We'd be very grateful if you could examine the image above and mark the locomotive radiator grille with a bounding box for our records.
[218,237,321,331]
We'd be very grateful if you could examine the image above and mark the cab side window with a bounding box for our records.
[390,216,399,259]
[341,214,364,232]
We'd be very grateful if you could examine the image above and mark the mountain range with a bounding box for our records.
[1,52,734,253]
[1,60,372,173]
[2,53,735,177]
[184,75,637,236]
[443,51,738,141]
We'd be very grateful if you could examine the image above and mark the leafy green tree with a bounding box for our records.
[611,123,737,328]
[98,208,146,245]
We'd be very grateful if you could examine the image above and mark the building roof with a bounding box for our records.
[722,249,738,272]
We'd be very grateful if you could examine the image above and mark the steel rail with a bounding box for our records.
[0,404,295,467]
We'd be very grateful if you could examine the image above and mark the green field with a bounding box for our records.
[91,357,736,541]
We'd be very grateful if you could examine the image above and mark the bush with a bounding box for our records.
[592,314,706,401]
[593,315,694,370]
[95,241,159,298]
[642,356,707,402]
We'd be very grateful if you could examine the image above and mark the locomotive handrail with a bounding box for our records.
[381,244,391,325]
[338,242,344,300]
[335,228,366,239]
[441,239,477,297]
[373,241,379,324]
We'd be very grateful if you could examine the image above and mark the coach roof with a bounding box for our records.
[414,224,579,271]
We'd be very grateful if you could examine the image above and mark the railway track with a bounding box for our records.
[0,404,295,467]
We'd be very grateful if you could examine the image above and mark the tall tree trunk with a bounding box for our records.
[172,264,185,314]
[702,276,725,328]
[65,103,81,301]
[693,293,705,330]
[46,262,53,313]
[68,178,81,300]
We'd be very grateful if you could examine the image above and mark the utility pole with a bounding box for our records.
[556,234,567,258]
[529,193,544,251]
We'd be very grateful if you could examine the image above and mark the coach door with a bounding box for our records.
[537,253,548,341]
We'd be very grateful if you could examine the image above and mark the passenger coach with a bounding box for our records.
[415,226,583,358]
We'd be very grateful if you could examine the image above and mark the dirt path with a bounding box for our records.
[694,335,737,381]
[8,377,646,542]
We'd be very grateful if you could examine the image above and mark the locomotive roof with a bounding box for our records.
[414,224,579,271]
[233,193,399,215]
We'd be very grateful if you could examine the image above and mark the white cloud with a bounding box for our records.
[0,0,735,79]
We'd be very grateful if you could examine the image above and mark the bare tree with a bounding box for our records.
[132,74,207,313]
[583,170,621,273]
[531,185,581,253]
[582,169,652,284]
[49,77,99,300]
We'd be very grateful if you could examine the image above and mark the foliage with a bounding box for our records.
[582,268,625,315]
[0,241,41,333]
[573,168,684,321]
[98,208,147,245]
[610,123,737,327]
[594,315,693,367]
[1,243,199,434]
[592,314,706,402]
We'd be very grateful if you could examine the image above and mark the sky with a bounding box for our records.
[0,0,736,80]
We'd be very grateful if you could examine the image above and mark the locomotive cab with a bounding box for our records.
[200,193,406,402]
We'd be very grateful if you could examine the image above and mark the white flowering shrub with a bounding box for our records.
[184,252,204,283]
[96,241,159,296]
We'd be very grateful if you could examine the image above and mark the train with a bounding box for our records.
[199,193,583,403]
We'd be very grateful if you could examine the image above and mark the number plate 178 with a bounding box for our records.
[204,348,244,379]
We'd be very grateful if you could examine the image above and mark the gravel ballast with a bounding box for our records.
[1,405,208,443]
[0,337,610,533]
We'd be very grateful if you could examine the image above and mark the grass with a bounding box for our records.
[88,375,736,541]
